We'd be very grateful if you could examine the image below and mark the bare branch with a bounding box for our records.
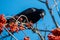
[38,0,46,3]
[0,27,51,39]
[3,26,18,40]
[45,0,59,28]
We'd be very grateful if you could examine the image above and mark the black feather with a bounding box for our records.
[7,8,45,23]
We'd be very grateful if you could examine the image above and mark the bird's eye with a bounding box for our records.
[42,12,44,16]
[39,12,45,18]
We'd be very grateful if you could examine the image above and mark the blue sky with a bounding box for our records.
[0,0,60,40]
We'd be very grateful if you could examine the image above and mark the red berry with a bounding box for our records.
[8,22,19,32]
[0,14,7,24]
[24,37,30,40]
[52,28,60,36]
[19,27,25,30]
[26,21,33,28]
[19,24,25,30]
[0,23,4,34]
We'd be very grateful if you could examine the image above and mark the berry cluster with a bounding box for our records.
[0,14,7,34]
[48,28,60,40]
[0,14,33,40]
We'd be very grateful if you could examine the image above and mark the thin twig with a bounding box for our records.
[38,0,46,3]
[52,0,60,17]
[0,27,51,39]
[45,0,59,28]
[31,27,44,40]
[38,0,59,28]
[16,15,29,23]
[5,16,16,21]
[3,25,18,40]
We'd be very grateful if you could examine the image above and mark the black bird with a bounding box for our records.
[7,8,46,23]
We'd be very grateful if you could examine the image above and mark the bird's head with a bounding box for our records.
[39,9,46,19]
[32,8,46,19]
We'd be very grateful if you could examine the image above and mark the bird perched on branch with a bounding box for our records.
[7,8,46,23]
